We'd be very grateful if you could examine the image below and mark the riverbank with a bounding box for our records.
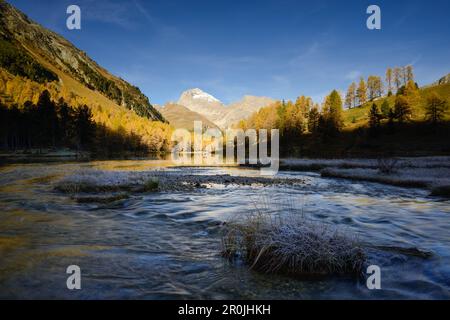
[3,151,450,197]
[0,149,173,165]
[0,149,90,164]
[280,157,450,197]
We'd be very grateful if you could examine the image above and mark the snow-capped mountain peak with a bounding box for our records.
[182,88,221,103]
[176,88,276,129]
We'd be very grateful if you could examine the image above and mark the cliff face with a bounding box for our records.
[0,0,164,121]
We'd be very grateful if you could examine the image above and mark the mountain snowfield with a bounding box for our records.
[174,88,276,129]
[177,88,227,125]
[186,88,221,103]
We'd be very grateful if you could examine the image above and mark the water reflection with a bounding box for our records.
[0,160,449,299]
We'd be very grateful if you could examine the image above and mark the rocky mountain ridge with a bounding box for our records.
[176,88,276,129]
[0,0,163,121]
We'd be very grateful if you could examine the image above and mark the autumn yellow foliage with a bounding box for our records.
[0,68,173,152]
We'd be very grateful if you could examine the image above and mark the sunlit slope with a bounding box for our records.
[344,83,450,129]
[0,0,172,150]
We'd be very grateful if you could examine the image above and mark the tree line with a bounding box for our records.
[0,69,172,153]
[238,91,346,140]
[345,65,415,109]
[0,90,151,155]
[238,65,448,155]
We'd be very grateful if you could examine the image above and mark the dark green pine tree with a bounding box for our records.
[74,105,94,150]
[425,92,447,126]
[380,100,390,118]
[322,90,344,136]
[307,107,320,134]
[36,90,58,147]
[369,103,381,130]
[0,103,9,149]
[394,95,412,123]
[56,97,74,146]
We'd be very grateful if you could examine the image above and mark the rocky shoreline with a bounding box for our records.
[55,169,306,198]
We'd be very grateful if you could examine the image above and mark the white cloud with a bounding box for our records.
[82,0,136,29]
[345,70,362,81]
[289,42,320,67]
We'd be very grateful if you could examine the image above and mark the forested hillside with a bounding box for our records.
[239,67,450,157]
[0,0,172,154]
[0,71,172,154]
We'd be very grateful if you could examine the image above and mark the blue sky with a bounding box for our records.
[8,0,450,105]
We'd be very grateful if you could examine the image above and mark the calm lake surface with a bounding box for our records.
[0,160,449,299]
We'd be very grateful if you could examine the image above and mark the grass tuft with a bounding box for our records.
[221,208,365,277]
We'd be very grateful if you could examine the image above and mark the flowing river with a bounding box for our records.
[0,160,449,299]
